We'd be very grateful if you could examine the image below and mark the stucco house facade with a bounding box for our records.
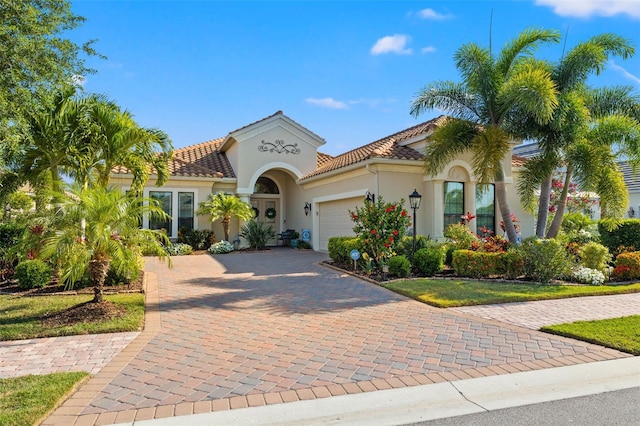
[111,111,534,251]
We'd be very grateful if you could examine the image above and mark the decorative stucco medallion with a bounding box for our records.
[258,139,301,154]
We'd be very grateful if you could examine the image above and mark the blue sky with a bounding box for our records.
[70,0,640,156]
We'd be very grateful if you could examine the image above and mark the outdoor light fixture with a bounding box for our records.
[365,191,375,203]
[409,189,422,255]
[304,202,311,216]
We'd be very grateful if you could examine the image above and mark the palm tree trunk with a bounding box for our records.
[89,258,110,303]
[222,217,230,241]
[495,173,519,245]
[546,166,573,238]
[536,176,552,237]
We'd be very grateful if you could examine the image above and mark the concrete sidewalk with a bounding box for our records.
[30,251,638,425]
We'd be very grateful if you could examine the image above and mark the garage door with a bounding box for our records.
[318,197,361,251]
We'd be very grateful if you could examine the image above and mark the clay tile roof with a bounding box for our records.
[111,137,235,179]
[171,138,235,178]
[301,116,446,180]
[511,154,528,167]
[228,110,284,135]
[317,152,334,168]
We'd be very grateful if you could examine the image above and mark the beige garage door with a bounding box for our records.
[318,197,361,251]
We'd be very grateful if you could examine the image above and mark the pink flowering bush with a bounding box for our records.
[349,196,411,268]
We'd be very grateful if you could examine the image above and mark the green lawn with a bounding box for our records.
[382,279,640,308]
[0,293,145,341]
[542,315,640,355]
[0,372,89,426]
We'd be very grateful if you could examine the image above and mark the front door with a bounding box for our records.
[250,197,279,245]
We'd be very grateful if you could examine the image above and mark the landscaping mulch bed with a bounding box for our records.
[41,300,127,326]
[0,274,144,296]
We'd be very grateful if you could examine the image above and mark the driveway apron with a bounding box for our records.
[48,250,629,424]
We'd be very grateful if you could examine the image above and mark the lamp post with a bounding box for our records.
[409,189,422,255]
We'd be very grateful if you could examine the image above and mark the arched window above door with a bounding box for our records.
[254,177,279,194]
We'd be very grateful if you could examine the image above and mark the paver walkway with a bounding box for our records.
[0,332,139,378]
[451,293,640,330]
[42,250,633,425]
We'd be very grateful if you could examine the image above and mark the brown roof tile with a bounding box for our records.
[301,116,447,179]
[511,155,528,167]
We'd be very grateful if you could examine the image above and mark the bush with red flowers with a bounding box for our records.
[349,196,411,269]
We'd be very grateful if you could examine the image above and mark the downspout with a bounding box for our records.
[365,164,379,197]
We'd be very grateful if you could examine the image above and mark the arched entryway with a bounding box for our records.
[250,176,281,244]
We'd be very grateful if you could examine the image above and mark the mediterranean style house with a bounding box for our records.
[111,111,535,251]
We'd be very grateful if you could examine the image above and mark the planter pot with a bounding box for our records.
[291,239,299,248]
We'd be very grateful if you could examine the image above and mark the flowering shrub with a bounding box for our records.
[611,252,640,281]
[474,227,510,253]
[349,196,410,268]
[499,213,520,235]
[572,266,606,285]
[208,240,234,254]
[444,223,478,250]
[549,177,597,215]
[167,243,193,256]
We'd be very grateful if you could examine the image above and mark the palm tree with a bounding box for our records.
[40,185,171,303]
[411,28,560,244]
[17,90,173,196]
[196,192,256,242]
[514,34,636,237]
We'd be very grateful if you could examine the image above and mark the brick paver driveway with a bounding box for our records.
[46,249,629,425]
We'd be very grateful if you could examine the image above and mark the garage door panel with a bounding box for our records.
[318,197,361,251]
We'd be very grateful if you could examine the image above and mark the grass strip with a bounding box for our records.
[0,372,89,426]
[0,293,144,341]
[382,279,640,308]
[541,315,640,355]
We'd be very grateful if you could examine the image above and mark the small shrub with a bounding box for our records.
[388,255,411,278]
[166,243,193,256]
[296,240,312,249]
[395,235,434,261]
[177,228,215,250]
[502,249,525,279]
[15,259,51,289]
[572,266,606,285]
[208,240,234,254]
[327,236,363,264]
[104,267,139,287]
[578,242,611,272]
[611,252,640,281]
[519,238,570,283]
[444,244,456,266]
[240,220,275,250]
[413,245,445,276]
[452,250,503,278]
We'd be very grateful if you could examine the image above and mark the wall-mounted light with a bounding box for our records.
[304,202,311,216]
[365,191,375,203]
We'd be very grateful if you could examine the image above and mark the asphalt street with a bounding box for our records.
[412,387,640,426]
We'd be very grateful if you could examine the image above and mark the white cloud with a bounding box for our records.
[71,74,86,86]
[371,34,412,55]
[305,97,348,109]
[608,60,640,85]
[421,46,437,54]
[418,8,453,20]
[535,0,640,19]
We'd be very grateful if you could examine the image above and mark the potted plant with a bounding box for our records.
[290,230,300,248]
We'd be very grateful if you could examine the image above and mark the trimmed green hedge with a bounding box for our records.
[612,251,640,281]
[452,249,524,279]
[327,236,364,264]
[599,219,640,255]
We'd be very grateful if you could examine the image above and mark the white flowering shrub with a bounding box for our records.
[208,240,234,254]
[166,243,193,256]
[572,266,606,285]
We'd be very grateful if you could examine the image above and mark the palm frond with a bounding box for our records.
[470,126,510,184]
[516,153,560,212]
[496,28,561,76]
[423,119,477,176]
[410,81,480,122]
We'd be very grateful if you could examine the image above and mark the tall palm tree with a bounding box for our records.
[40,185,171,303]
[411,28,560,244]
[196,192,255,242]
[514,34,636,237]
